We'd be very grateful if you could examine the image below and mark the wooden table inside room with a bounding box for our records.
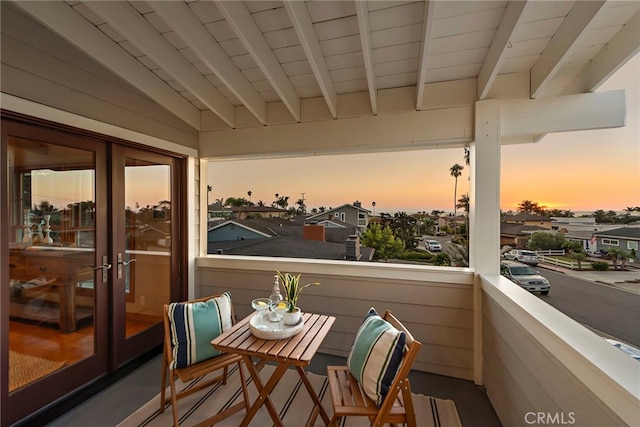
[210,312,335,427]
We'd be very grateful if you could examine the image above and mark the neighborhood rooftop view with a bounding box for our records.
[207,198,640,268]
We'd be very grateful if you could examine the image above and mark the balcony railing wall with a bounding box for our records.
[481,275,638,426]
[196,255,475,380]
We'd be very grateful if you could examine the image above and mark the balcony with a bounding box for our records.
[44,257,638,426]
[3,1,639,425]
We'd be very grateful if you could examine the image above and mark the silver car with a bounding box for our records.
[504,249,539,266]
[500,261,550,295]
[425,239,442,252]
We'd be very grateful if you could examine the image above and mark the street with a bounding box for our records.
[420,235,640,347]
[532,268,640,348]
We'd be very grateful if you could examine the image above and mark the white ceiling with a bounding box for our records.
[12,1,640,132]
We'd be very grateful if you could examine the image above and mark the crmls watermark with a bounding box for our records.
[524,412,576,425]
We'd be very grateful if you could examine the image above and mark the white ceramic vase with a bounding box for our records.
[283,307,301,326]
[43,215,54,244]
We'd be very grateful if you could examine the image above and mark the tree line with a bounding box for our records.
[505,200,640,224]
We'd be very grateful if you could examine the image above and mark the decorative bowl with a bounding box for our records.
[249,314,304,340]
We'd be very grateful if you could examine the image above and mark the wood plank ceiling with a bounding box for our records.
[12,1,640,132]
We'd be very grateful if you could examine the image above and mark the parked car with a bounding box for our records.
[500,261,550,295]
[504,249,539,266]
[425,239,443,252]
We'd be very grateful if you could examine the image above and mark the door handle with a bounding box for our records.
[116,253,136,279]
[94,255,112,283]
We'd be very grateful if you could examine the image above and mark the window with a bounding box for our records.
[628,241,638,251]
[207,149,470,266]
[602,239,619,245]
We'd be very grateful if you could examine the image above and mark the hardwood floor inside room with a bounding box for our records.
[9,314,162,366]
[9,320,94,365]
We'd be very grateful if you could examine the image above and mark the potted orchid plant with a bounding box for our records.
[276,271,320,325]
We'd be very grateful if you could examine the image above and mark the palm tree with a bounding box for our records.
[450,163,464,235]
[372,201,376,214]
[517,200,540,214]
[456,193,470,237]
[295,198,306,215]
[247,190,252,203]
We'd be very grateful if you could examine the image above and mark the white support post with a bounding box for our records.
[471,101,502,275]
[470,100,502,385]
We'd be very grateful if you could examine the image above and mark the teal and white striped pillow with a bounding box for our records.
[347,308,406,406]
[167,292,233,369]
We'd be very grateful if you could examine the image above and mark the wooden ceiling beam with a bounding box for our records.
[477,0,532,100]
[149,1,267,124]
[531,1,607,98]
[86,1,236,127]
[416,1,436,110]
[13,0,201,129]
[355,1,377,114]
[215,0,301,122]
[284,1,338,119]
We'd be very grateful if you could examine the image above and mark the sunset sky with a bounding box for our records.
[208,53,639,215]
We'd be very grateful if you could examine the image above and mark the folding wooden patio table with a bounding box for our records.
[210,311,335,427]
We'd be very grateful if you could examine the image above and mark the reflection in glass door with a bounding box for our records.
[8,141,98,367]
[111,147,175,365]
[4,123,109,425]
[3,119,183,424]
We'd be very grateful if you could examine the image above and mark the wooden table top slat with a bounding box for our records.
[212,312,335,366]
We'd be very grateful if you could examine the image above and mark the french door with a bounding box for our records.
[109,145,180,367]
[2,117,182,425]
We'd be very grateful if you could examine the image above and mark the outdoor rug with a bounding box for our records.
[9,350,65,392]
[119,364,462,426]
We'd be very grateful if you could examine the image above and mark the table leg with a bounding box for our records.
[58,282,76,333]
[296,366,331,426]
[241,356,288,427]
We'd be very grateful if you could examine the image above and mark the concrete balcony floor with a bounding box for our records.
[43,351,501,426]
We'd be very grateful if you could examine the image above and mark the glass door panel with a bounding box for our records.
[111,146,176,365]
[4,124,109,425]
[124,160,171,338]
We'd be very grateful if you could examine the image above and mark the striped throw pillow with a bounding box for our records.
[347,308,406,406]
[168,292,233,369]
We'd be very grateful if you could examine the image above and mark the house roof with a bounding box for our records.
[208,217,359,245]
[563,230,599,240]
[208,236,374,261]
[208,217,301,237]
[593,227,640,240]
[308,218,351,228]
[500,223,548,237]
[307,203,371,220]
[230,206,287,214]
[503,214,550,222]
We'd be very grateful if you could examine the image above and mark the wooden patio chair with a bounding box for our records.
[327,309,422,427]
[160,293,249,427]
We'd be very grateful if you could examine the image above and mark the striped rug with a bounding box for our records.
[119,364,462,427]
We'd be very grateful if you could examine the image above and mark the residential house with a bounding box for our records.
[207,218,372,261]
[500,214,552,248]
[306,203,370,232]
[550,216,598,232]
[503,213,552,229]
[228,205,288,220]
[550,217,640,253]
[499,223,548,249]
[592,227,640,257]
[2,2,638,426]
